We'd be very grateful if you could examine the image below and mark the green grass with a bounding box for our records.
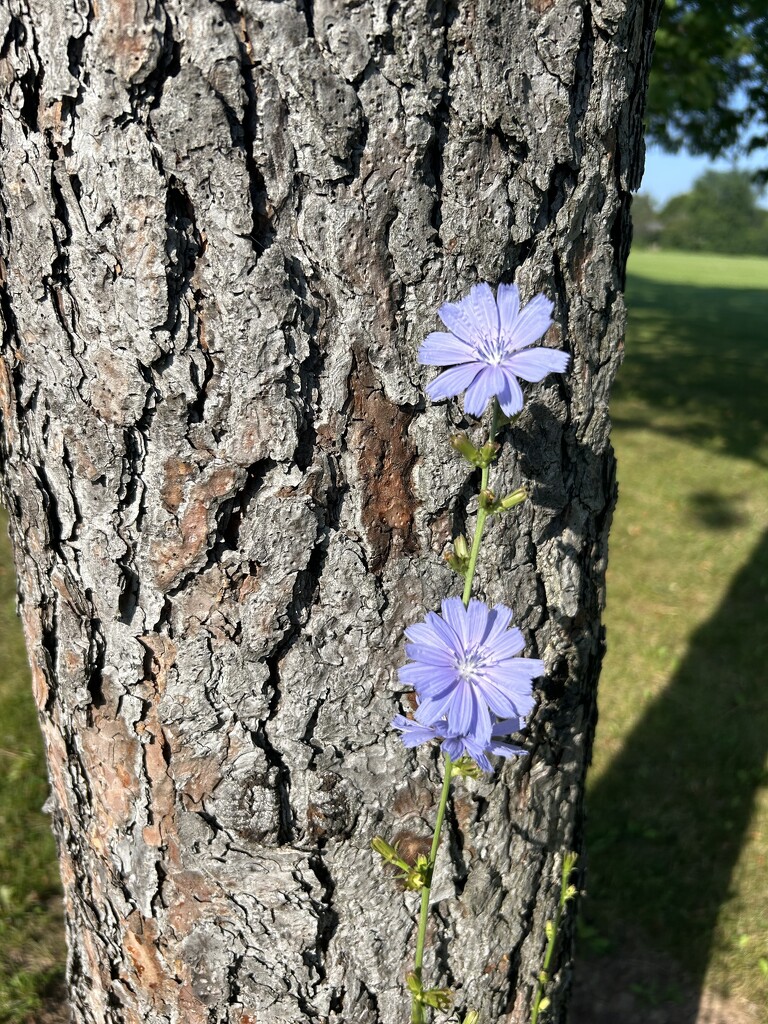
[0,509,65,1023]
[586,249,768,1009]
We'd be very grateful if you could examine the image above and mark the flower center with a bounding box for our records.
[455,650,484,682]
[475,330,507,366]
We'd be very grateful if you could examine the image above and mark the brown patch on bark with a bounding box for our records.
[528,0,557,13]
[20,604,50,708]
[80,926,112,995]
[0,354,19,449]
[484,951,511,975]
[94,0,163,85]
[122,917,169,1004]
[89,346,146,425]
[150,465,241,590]
[392,777,435,818]
[349,351,418,570]
[137,634,182,863]
[164,870,228,934]
[161,458,196,513]
[390,830,432,866]
[452,794,478,834]
[169,727,224,806]
[170,563,239,640]
[79,713,142,834]
[572,235,594,289]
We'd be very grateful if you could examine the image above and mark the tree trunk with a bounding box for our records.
[0,1,659,1022]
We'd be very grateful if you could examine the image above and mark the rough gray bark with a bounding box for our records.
[0,1,659,1022]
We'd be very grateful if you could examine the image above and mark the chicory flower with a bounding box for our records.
[419,282,570,417]
[399,597,542,745]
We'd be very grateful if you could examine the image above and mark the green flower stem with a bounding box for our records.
[411,754,454,1024]
[461,400,502,607]
[411,402,505,1023]
[530,853,578,1024]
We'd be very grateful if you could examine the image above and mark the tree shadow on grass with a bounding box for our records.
[614,273,768,467]
[574,525,768,1021]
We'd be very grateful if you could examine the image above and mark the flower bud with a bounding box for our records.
[479,488,496,511]
[498,487,528,510]
[463,1012,480,1024]
[453,754,484,780]
[371,836,399,864]
[422,987,453,1011]
[444,549,469,576]
[450,433,483,465]
[402,854,431,891]
[478,440,500,466]
[453,534,470,559]
[406,972,421,996]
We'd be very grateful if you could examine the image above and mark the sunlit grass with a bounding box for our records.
[0,509,65,1022]
[586,249,768,1010]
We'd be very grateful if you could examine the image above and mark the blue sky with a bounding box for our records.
[640,143,768,206]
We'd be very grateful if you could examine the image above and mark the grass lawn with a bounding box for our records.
[584,249,768,1011]
[0,509,65,1023]
[0,248,766,1020]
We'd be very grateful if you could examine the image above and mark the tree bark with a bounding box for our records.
[0,1,659,1022]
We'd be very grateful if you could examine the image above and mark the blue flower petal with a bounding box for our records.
[492,716,524,737]
[425,608,463,654]
[404,620,453,652]
[496,283,520,336]
[467,283,500,340]
[419,331,476,367]
[507,347,570,383]
[404,642,455,667]
[496,368,525,417]
[487,740,526,760]
[440,596,468,646]
[414,689,458,726]
[441,736,465,762]
[482,604,515,645]
[438,297,480,343]
[392,715,441,747]
[398,662,453,690]
[484,627,525,661]
[463,366,503,417]
[465,599,490,647]
[505,293,554,352]
[450,680,476,735]
[427,362,485,402]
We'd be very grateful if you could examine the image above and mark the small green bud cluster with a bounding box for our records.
[452,754,485,780]
[450,433,500,468]
[371,837,432,891]
[406,973,453,1011]
[478,486,528,515]
[445,534,471,575]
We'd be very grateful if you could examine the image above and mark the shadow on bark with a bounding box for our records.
[572,525,768,1021]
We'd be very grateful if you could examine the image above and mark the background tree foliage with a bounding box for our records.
[658,170,768,254]
[647,0,768,170]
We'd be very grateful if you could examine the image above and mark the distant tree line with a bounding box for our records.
[632,171,768,255]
